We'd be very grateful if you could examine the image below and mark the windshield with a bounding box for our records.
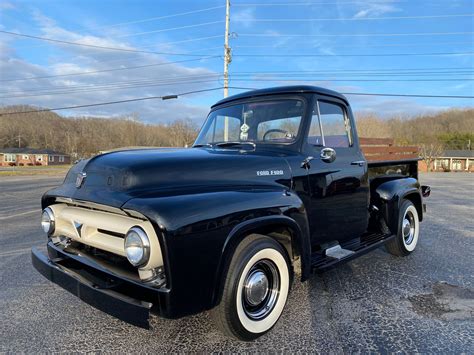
[194,98,305,147]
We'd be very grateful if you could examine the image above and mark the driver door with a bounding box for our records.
[304,98,369,246]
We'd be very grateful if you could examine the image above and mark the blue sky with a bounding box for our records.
[0,0,473,123]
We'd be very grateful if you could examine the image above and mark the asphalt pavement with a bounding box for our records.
[0,173,472,353]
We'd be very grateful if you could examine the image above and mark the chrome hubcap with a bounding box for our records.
[242,259,280,320]
[244,270,269,306]
[402,210,416,245]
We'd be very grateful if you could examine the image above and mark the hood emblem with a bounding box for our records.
[75,172,87,188]
[74,221,83,237]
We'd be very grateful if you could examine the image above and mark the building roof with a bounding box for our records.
[441,150,474,158]
[211,85,348,108]
[0,147,67,155]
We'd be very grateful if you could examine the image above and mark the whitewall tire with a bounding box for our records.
[212,234,291,340]
[386,199,420,256]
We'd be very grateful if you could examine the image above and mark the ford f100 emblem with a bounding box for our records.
[257,170,284,176]
[75,172,87,188]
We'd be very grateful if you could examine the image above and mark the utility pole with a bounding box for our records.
[17,134,21,148]
[223,0,231,99]
[223,0,231,141]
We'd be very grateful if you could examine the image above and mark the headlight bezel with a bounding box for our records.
[124,226,150,267]
[41,207,55,235]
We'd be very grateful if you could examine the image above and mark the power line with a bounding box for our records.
[249,14,474,21]
[116,20,223,38]
[234,51,474,57]
[229,78,474,82]
[0,56,220,82]
[0,30,220,57]
[227,86,474,99]
[0,79,224,100]
[13,34,223,52]
[4,76,474,99]
[1,88,472,117]
[151,35,223,46]
[232,67,474,73]
[342,92,474,99]
[1,88,472,116]
[87,5,225,30]
[0,77,224,99]
[3,69,473,97]
[0,87,249,116]
[12,36,223,69]
[2,67,474,98]
[3,49,472,83]
[238,31,474,38]
[233,41,474,49]
[233,1,407,6]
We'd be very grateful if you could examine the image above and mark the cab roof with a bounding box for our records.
[211,85,348,108]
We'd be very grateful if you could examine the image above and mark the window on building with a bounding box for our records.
[4,154,16,162]
[452,159,462,170]
[50,155,55,162]
[59,156,65,163]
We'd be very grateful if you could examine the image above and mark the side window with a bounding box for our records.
[319,101,352,148]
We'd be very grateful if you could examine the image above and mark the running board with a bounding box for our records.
[325,245,355,260]
[311,232,395,273]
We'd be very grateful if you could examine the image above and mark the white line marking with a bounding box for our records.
[0,209,39,220]
[0,248,32,257]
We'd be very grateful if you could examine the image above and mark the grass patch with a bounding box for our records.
[0,165,71,176]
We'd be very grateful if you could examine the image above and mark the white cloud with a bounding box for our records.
[233,7,256,29]
[0,11,220,124]
[0,1,15,10]
[353,0,400,19]
[351,97,449,118]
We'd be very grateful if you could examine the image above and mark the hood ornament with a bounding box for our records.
[75,172,87,188]
[74,221,83,237]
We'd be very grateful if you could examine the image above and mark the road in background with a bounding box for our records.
[0,173,472,352]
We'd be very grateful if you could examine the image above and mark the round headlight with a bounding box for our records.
[41,207,55,235]
[124,227,150,267]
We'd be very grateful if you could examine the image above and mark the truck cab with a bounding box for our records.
[32,86,429,341]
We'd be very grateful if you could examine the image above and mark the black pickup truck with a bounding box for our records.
[32,86,430,340]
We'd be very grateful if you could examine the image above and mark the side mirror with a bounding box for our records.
[320,147,336,163]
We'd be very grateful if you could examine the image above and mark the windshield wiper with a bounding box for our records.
[193,143,213,148]
[214,141,256,149]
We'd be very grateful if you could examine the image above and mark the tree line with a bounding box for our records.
[0,106,198,158]
[0,105,472,160]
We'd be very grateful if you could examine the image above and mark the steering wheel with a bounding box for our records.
[262,129,290,141]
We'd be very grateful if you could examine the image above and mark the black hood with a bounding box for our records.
[46,148,293,208]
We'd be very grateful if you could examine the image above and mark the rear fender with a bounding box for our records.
[375,177,423,233]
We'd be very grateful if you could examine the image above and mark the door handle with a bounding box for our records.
[301,156,315,169]
[351,160,365,166]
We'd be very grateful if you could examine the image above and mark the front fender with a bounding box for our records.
[122,187,309,317]
[375,177,422,233]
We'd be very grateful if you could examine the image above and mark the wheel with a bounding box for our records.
[385,199,420,256]
[212,234,291,341]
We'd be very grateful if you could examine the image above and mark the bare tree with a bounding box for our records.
[355,114,391,138]
[420,143,444,172]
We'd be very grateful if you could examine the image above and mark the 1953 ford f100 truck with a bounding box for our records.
[32,86,430,340]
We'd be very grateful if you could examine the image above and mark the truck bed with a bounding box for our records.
[361,138,420,179]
